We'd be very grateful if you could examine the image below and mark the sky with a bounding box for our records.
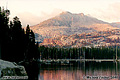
[0,0,120,27]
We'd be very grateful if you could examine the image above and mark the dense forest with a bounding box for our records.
[39,46,120,59]
[0,7,39,62]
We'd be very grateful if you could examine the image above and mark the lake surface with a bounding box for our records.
[38,62,120,80]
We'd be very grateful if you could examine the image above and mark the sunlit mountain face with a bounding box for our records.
[27,11,120,47]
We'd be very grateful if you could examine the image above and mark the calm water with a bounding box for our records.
[38,62,120,80]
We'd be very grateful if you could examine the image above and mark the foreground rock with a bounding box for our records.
[0,59,27,80]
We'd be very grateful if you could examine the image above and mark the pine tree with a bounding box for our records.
[9,16,25,61]
[0,6,40,62]
[0,7,10,59]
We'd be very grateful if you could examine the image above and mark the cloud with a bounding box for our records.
[92,2,120,23]
[9,2,120,27]
[40,8,64,20]
[9,12,42,27]
[13,9,63,27]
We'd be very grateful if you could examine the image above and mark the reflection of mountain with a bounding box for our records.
[39,62,118,80]
[29,11,119,42]
[39,70,84,80]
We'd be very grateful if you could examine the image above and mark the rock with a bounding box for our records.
[0,59,27,80]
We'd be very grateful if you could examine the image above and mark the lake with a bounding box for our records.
[38,62,120,80]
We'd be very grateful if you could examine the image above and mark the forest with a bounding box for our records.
[0,7,39,62]
[39,46,120,59]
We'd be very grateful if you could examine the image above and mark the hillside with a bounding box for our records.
[35,11,106,27]
[110,22,120,28]
[41,29,120,48]
[29,11,119,42]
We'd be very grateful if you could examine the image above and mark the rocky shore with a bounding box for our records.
[0,59,27,80]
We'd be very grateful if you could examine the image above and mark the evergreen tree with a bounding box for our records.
[0,7,10,59]
[8,16,25,61]
[25,25,40,61]
[0,6,40,63]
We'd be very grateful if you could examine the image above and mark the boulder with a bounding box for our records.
[0,59,27,80]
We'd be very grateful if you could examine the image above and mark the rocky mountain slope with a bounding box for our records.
[110,22,120,28]
[41,29,120,48]
[29,11,119,43]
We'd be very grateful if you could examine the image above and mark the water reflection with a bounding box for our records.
[39,62,120,80]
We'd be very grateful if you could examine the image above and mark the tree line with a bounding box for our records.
[39,46,120,59]
[0,7,39,62]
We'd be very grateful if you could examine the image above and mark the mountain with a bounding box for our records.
[29,11,119,42]
[110,22,120,28]
[35,11,106,27]
[41,29,120,48]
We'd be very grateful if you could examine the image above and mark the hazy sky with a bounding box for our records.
[1,0,120,27]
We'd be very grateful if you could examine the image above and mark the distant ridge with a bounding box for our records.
[34,11,107,27]
[29,11,119,42]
